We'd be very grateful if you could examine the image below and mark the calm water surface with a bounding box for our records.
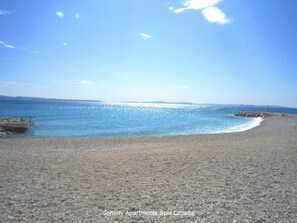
[1,99,296,138]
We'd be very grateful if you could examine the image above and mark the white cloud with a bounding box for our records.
[46,80,95,85]
[0,9,11,16]
[3,44,15,49]
[139,33,151,40]
[56,11,64,18]
[79,80,94,85]
[176,0,221,12]
[0,40,27,50]
[173,8,187,14]
[176,85,190,89]
[63,42,68,46]
[201,6,230,24]
[74,13,80,18]
[0,40,15,49]
[170,0,231,25]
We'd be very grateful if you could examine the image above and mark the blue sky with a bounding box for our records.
[0,0,297,107]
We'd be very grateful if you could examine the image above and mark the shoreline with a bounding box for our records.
[0,115,270,145]
[0,117,266,142]
[214,116,264,134]
[1,114,296,222]
[1,112,272,140]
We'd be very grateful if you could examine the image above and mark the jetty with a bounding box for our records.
[234,111,288,118]
[0,117,34,137]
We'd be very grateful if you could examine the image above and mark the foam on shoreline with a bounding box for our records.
[216,117,264,133]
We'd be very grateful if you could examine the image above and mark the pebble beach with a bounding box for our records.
[0,114,297,222]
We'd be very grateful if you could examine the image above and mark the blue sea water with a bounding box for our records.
[1,99,297,138]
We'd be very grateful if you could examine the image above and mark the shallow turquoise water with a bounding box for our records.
[0,99,296,138]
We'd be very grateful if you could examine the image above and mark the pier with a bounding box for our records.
[0,117,34,137]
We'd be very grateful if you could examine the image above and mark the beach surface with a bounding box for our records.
[0,114,297,222]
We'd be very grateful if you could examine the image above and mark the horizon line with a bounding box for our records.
[0,95,296,109]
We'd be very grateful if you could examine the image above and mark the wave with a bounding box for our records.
[215,117,263,133]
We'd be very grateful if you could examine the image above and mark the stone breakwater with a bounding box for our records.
[0,117,34,137]
[235,112,275,118]
[0,127,11,137]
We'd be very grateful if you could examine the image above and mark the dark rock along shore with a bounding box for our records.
[0,117,34,137]
[235,111,275,118]
[0,127,11,137]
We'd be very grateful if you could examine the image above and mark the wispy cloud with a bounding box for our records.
[170,0,231,25]
[139,33,151,40]
[0,80,32,86]
[201,6,230,24]
[0,40,27,50]
[78,80,94,85]
[74,13,80,18]
[176,85,190,89]
[46,80,95,85]
[56,11,64,18]
[0,9,11,16]
[3,44,15,49]
[0,40,15,48]
[0,40,15,49]
[63,42,68,46]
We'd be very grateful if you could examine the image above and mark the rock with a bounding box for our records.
[0,127,8,137]
[0,116,34,134]
[129,206,139,211]
[234,112,273,118]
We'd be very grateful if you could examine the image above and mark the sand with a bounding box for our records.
[0,114,297,222]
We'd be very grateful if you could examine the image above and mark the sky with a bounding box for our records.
[0,0,297,107]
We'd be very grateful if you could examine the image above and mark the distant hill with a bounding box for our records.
[0,95,102,103]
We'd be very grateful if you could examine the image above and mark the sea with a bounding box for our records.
[1,98,297,138]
